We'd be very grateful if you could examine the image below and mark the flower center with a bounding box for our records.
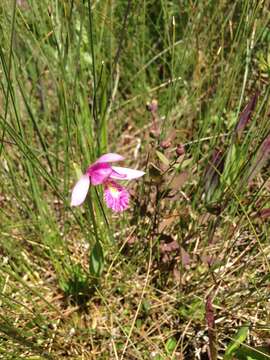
[107,184,119,198]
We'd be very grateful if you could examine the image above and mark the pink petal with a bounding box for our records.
[104,181,130,212]
[110,166,145,180]
[88,163,112,185]
[95,153,124,164]
[71,174,90,206]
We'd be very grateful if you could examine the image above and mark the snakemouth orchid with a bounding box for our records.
[71,153,145,212]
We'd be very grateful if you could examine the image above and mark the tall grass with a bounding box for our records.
[0,0,269,358]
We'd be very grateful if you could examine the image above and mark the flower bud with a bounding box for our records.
[176,144,185,156]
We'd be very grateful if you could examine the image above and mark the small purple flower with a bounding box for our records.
[71,153,145,212]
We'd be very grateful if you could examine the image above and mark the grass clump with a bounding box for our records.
[0,0,270,358]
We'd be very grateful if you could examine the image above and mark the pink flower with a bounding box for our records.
[71,153,145,212]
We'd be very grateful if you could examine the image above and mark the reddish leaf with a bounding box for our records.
[180,247,190,268]
[170,171,189,191]
[160,239,179,253]
[257,208,270,220]
[158,215,177,232]
[204,148,224,202]
[235,92,259,141]
[205,296,217,360]
[248,135,270,182]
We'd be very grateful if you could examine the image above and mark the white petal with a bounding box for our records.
[95,153,124,164]
[111,166,145,180]
[71,174,90,206]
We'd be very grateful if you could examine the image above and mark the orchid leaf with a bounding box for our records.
[89,240,104,278]
[156,150,170,166]
[224,326,249,359]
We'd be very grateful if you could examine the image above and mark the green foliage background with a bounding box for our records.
[0,0,269,358]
